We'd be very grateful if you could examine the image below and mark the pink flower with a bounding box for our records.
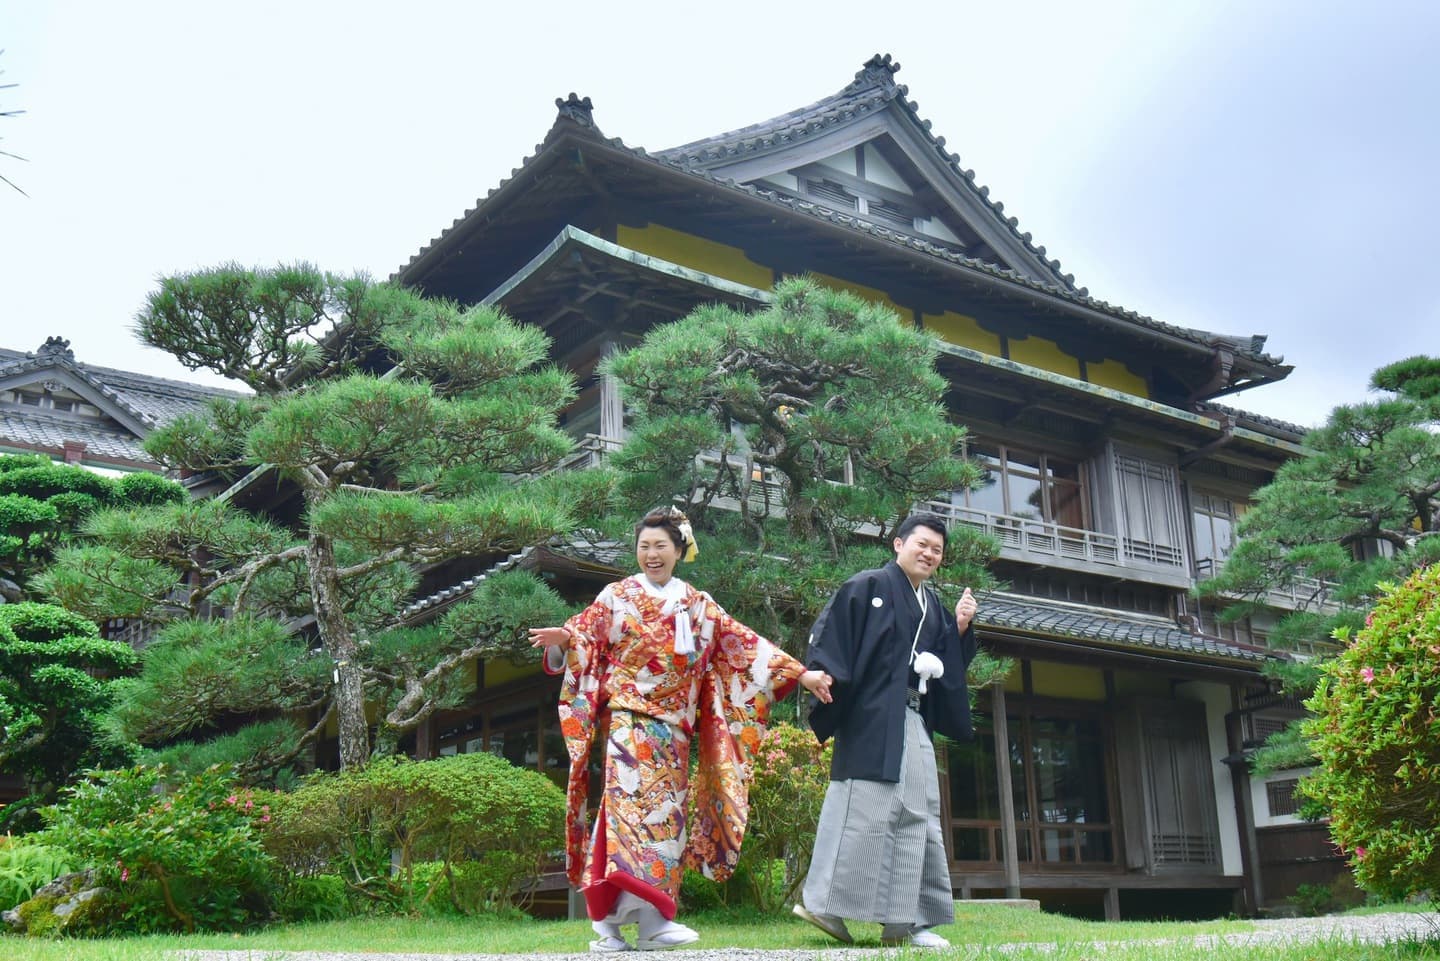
[226,794,239,805]
[1361,667,1376,684]
[121,868,129,882]
[1355,846,1367,860]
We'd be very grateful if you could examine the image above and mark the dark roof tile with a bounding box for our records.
[980,593,1269,664]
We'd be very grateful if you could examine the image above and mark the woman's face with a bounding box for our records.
[636,525,681,586]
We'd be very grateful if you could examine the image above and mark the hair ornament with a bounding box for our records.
[670,506,700,562]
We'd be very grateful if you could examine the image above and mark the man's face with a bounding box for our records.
[894,524,945,585]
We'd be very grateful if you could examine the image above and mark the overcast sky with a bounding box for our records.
[3,0,1436,429]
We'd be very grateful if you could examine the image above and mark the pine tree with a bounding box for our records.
[602,277,1006,682]
[37,265,594,773]
[1201,355,1440,767]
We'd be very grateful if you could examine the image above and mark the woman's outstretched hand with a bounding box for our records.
[800,669,835,704]
[529,626,570,649]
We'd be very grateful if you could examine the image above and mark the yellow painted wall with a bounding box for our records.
[1029,660,1107,701]
[1003,662,1024,694]
[922,311,1002,355]
[809,271,909,320]
[1086,358,1150,398]
[615,223,773,290]
[1007,335,1082,380]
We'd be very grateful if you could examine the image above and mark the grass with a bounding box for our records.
[1,904,1437,960]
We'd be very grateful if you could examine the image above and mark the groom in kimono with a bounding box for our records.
[794,512,978,949]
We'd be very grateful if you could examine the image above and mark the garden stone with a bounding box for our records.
[6,869,108,935]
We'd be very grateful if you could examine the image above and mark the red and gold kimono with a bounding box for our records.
[545,575,804,922]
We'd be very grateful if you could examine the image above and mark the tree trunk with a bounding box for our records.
[306,531,369,769]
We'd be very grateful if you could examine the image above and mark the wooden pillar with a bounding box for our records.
[1227,686,1264,914]
[992,682,1022,898]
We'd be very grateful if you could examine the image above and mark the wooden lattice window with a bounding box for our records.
[1266,779,1301,817]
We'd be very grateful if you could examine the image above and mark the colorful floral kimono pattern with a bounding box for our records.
[548,576,803,921]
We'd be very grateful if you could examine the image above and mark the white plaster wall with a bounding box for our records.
[917,217,960,243]
[1251,767,1312,829]
[815,149,858,177]
[758,173,798,192]
[1177,680,1244,877]
[862,144,910,192]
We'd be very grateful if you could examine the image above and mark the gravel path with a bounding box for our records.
[170,911,1440,960]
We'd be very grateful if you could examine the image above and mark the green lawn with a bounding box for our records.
[2,905,1437,960]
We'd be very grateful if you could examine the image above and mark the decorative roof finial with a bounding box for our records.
[36,336,74,360]
[555,93,595,128]
[849,53,901,91]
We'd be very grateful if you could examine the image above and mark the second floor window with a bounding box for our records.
[1191,491,1241,570]
[956,443,1087,530]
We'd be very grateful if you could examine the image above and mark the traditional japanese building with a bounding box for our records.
[382,55,1337,919]
[0,337,240,474]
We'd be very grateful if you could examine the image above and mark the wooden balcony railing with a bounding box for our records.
[920,499,1191,585]
[561,435,1195,587]
[1194,558,1341,614]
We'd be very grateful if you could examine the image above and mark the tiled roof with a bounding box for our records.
[399,547,535,620]
[979,592,1270,664]
[657,53,1077,292]
[0,340,243,464]
[395,83,1287,372]
[0,407,149,462]
[1201,401,1310,441]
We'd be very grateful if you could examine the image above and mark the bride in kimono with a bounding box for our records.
[530,506,833,952]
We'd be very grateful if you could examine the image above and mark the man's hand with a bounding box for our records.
[800,669,835,704]
[954,587,977,632]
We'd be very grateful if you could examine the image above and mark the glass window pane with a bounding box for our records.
[966,470,1007,515]
[1051,481,1084,529]
[947,725,1002,819]
[1213,515,1234,558]
[1046,459,1080,483]
[1193,512,1215,562]
[1039,828,1075,863]
[1028,717,1110,825]
[950,827,991,861]
[1080,830,1114,864]
[1006,447,1042,475]
[1008,473,1043,520]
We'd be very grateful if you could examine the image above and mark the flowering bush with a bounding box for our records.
[38,764,275,933]
[731,721,831,913]
[1303,563,1440,899]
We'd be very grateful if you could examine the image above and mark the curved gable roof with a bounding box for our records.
[656,54,1075,290]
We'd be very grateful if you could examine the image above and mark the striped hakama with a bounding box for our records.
[802,706,954,928]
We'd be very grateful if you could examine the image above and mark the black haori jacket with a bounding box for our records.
[805,561,977,782]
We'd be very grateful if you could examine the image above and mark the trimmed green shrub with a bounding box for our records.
[1303,563,1440,899]
[0,603,139,829]
[262,752,564,915]
[115,471,187,506]
[38,765,275,933]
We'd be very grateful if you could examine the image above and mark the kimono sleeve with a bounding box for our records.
[920,605,978,743]
[553,590,615,763]
[804,574,872,744]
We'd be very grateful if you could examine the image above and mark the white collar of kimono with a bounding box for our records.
[909,583,928,664]
[639,575,695,655]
